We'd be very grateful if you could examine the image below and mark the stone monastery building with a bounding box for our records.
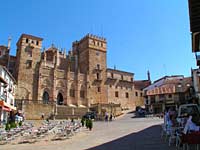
[0,34,150,119]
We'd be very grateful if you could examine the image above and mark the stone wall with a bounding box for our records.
[23,102,54,120]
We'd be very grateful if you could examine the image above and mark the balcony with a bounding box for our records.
[93,68,102,73]
[0,94,6,101]
[196,53,200,66]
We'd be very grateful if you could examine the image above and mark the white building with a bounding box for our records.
[191,68,200,103]
[0,65,16,124]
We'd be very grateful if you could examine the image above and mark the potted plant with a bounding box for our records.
[88,119,93,131]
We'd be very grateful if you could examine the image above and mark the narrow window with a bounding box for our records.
[111,73,114,78]
[28,51,32,57]
[115,91,119,97]
[97,73,100,80]
[26,60,32,68]
[135,92,138,97]
[126,92,129,98]
[36,41,39,45]
[26,38,29,43]
[70,89,75,97]
[97,87,101,92]
[121,75,123,80]
[97,64,100,70]
[80,91,85,98]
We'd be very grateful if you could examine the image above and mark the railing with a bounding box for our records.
[15,99,56,105]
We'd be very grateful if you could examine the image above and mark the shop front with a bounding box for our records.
[0,100,16,124]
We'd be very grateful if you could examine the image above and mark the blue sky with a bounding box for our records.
[0,0,196,81]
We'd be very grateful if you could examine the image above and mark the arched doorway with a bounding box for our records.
[43,91,49,104]
[57,93,64,105]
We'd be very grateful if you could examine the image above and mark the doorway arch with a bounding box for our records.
[57,93,64,105]
[42,91,49,104]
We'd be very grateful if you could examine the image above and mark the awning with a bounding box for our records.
[0,76,7,84]
[2,106,11,112]
[0,100,16,111]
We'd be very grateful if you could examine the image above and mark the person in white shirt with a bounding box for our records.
[183,113,200,134]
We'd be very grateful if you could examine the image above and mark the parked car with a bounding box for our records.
[177,104,200,126]
[83,112,97,119]
[178,104,200,118]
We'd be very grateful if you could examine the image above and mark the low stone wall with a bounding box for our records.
[90,103,122,120]
[24,102,54,120]
[55,106,88,119]
[16,99,89,120]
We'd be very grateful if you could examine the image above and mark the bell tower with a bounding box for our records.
[15,34,43,100]
[72,34,108,104]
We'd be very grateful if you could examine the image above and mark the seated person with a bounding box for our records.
[183,113,200,134]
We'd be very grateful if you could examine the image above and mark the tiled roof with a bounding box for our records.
[134,80,151,90]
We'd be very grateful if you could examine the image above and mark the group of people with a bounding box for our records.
[164,107,200,134]
[105,112,113,121]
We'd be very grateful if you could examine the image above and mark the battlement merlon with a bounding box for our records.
[72,34,107,52]
[17,34,43,48]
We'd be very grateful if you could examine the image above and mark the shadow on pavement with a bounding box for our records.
[87,125,175,150]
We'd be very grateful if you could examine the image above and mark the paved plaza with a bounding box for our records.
[0,112,175,150]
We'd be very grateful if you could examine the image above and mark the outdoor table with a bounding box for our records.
[180,132,200,150]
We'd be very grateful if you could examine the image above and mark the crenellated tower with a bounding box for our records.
[72,34,108,104]
[15,34,43,100]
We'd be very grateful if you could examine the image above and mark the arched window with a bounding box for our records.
[70,83,75,97]
[80,85,85,98]
[42,91,49,104]
[57,93,64,105]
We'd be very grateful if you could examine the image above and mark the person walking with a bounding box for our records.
[109,114,113,121]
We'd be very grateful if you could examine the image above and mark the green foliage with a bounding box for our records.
[10,122,17,128]
[19,121,22,127]
[5,123,10,131]
[87,119,93,130]
[81,118,85,127]
[85,119,89,128]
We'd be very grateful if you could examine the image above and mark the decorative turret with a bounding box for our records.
[8,36,11,50]
[147,70,151,81]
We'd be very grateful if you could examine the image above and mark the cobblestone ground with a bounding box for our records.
[0,112,175,150]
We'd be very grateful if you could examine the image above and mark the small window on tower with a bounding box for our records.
[96,73,100,80]
[97,64,100,69]
[26,60,32,68]
[36,41,39,45]
[27,51,32,57]
[97,87,101,92]
[26,38,29,43]
[126,92,129,98]
[115,91,119,98]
